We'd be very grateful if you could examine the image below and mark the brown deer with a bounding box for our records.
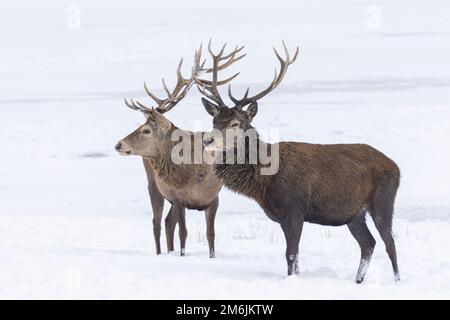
[115,46,245,257]
[198,41,401,283]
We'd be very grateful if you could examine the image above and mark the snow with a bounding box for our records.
[1,0,450,299]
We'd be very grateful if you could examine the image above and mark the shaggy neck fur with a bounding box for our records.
[215,129,273,200]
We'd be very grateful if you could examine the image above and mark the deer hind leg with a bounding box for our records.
[148,182,164,255]
[205,197,219,258]
[165,206,178,253]
[369,177,401,282]
[347,209,376,284]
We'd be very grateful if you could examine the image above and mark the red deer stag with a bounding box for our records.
[198,41,401,283]
[115,46,245,257]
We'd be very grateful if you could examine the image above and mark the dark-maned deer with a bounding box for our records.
[115,46,245,257]
[198,41,401,283]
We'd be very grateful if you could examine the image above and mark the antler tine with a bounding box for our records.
[176,58,188,83]
[220,45,245,60]
[166,58,191,99]
[196,82,222,105]
[161,78,174,99]
[282,40,290,61]
[193,45,201,71]
[144,82,164,105]
[207,39,227,59]
[207,39,213,56]
[124,98,153,114]
[207,53,246,73]
[216,72,240,85]
[273,47,284,64]
[192,45,203,82]
[196,72,240,87]
[124,98,139,111]
[292,46,299,62]
[281,39,299,63]
[133,98,153,111]
[228,41,299,108]
[228,85,249,106]
[218,43,227,59]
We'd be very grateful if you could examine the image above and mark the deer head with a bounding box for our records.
[116,44,245,158]
[115,49,202,157]
[115,108,174,157]
[196,41,299,153]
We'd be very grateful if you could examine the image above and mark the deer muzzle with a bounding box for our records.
[115,141,131,155]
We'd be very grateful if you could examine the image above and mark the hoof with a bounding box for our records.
[355,275,365,284]
[180,248,185,256]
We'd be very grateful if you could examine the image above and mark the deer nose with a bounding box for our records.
[203,136,214,147]
[115,142,122,151]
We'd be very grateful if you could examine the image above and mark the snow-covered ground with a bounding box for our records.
[1,0,450,299]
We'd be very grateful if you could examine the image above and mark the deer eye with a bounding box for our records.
[142,129,151,135]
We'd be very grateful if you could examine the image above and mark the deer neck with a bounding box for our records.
[146,129,191,189]
[214,133,272,200]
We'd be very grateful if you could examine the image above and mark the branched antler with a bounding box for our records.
[193,40,246,106]
[228,40,299,109]
[124,48,204,114]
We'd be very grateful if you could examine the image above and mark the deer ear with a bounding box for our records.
[245,102,258,121]
[151,110,172,132]
[201,98,220,117]
[143,111,152,120]
[145,108,156,122]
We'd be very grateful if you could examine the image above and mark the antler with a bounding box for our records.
[193,40,246,106]
[228,40,299,109]
[124,48,204,114]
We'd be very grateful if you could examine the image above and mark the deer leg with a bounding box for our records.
[373,219,400,281]
[143,160,165,255]
[347,210,376,284]
[370,179,401,282]
[281,214,304,276]
[371,211,400,281]
[205,197,219,258]
[174,204,188,256]
[148,182,164,255]
[165,206,178,253]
